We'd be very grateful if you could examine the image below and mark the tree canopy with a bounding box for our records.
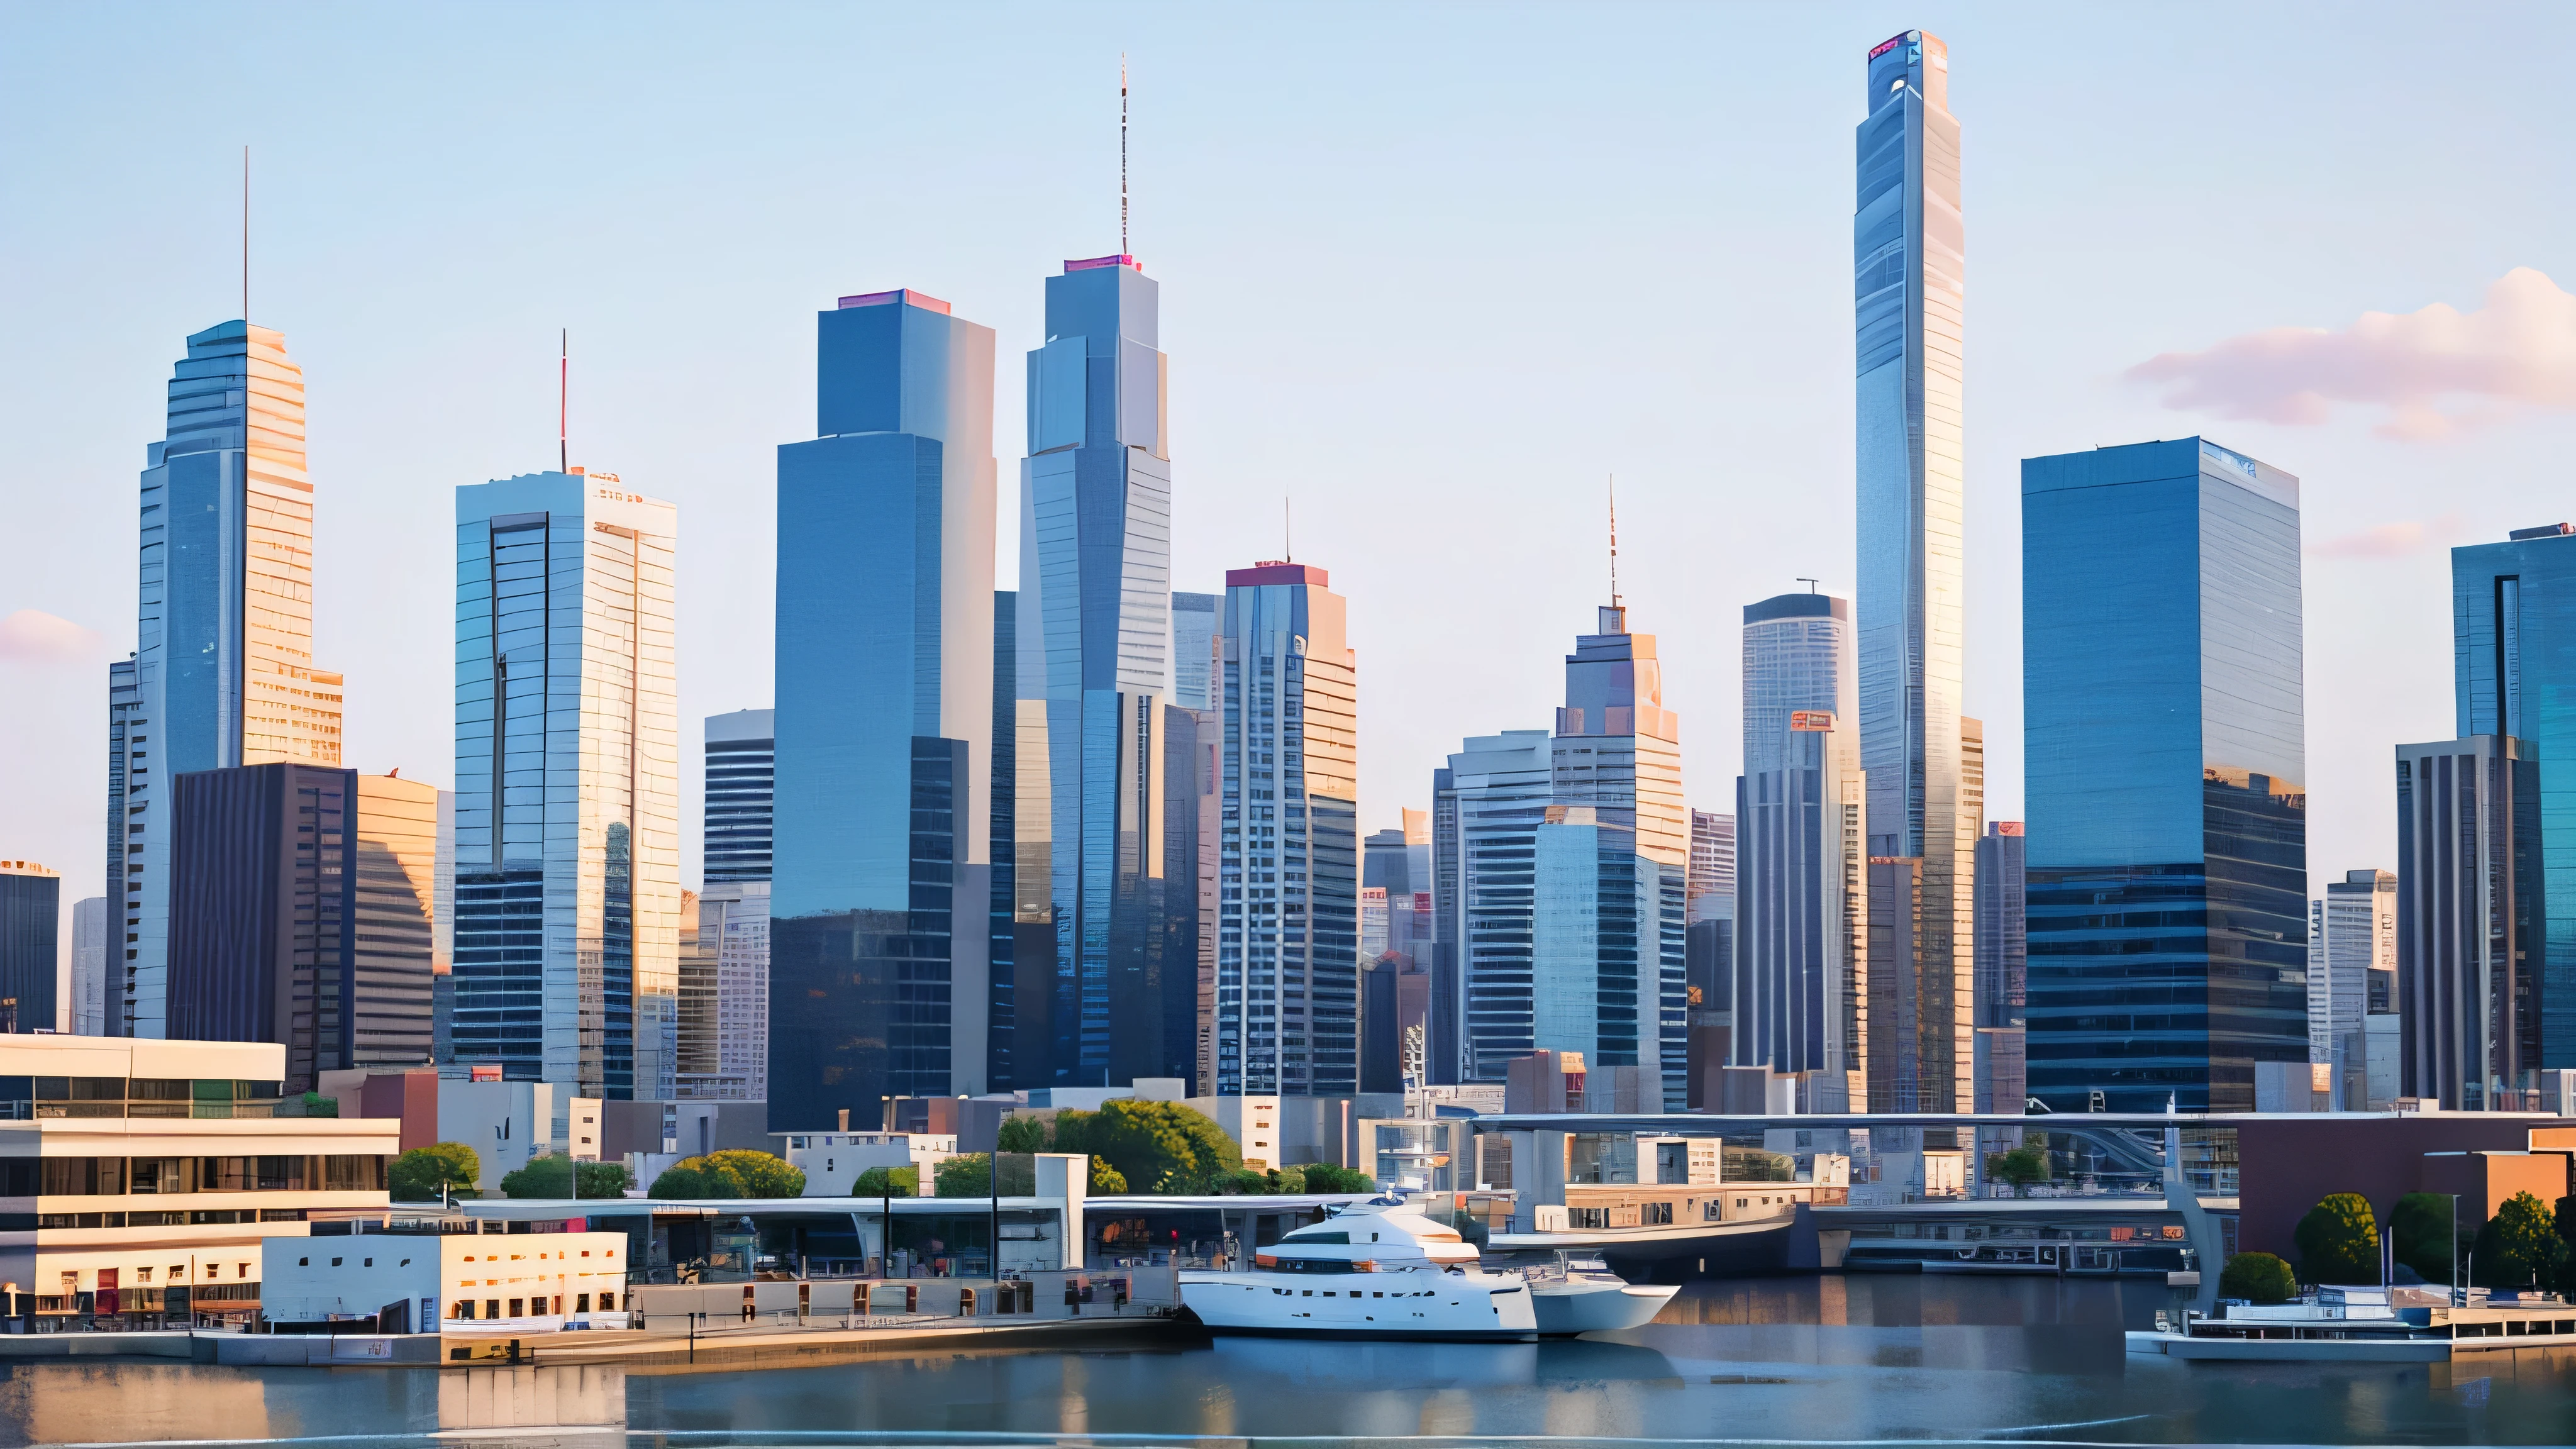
[2219,1252,2297,1304]
[2475,1191,2567,1289]
[649,1149,806,1199]
[499,1153,632,1199]
[1984,1146,2048,1195]
[1048,1101,1242,1194]
[935,1153,1038,1197]
[995,1115,1048,1153]
[851,1164,918,1197]
[389,1142,480,1202]
[2390,1192,2460,1283]
[2294,1192,2380,1284]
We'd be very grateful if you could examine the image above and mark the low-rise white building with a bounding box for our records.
[0,1035,397,1328]
[780,1132,955,1196]
[262,1219,628,1333]
[435,1078,597,1191]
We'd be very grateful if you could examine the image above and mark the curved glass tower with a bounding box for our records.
[1855,29,1972,1112]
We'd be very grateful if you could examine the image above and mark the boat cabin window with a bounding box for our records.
[1280,1230,1348,1245]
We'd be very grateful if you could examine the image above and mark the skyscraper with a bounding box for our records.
[351,773,440,1069]
[1687,811,1735,926]
[691,709,772,1101]
[2023,438,2307,1112]
[2311,869,2396,1080]
[0,862,60,1035]
[1429,765,1463,1084]
[1212,562,1358,1096]
[1973,820,2026,1114]
[453,470,680,1101]
[2445,521,2576,1094]
[2396,737,2538,1108]
[70,896,106,1035]
[1733,591,1865,1104]
[772,288,996,1128]
[113,321,343,1038]
[1854,29,1972,1113]
[1015,254,1184,1088]
[1447,731,1553,1084]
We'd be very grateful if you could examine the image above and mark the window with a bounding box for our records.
[485,1300,500,1319]
[1643,1202,1674,1226]
[599,1292,614,1311]
[508,1299,524,1318]
[577,1293,591,1313]
[455,1301,475,1319]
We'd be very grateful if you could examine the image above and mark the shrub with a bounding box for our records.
[1090,1157,1128,1193]
[1299,1163,1376,1194]
[2293,1192,2381,1284]
[1984,1146,2048,1195]
[650,1149,807,1199]
[2390,1192,2460,1283]
[935,1153,1038,1197]
[389,1143,480,1202]
[996,1115,1049,1153]
[850,1165,918,1198]
[2219,1252,2297,1304]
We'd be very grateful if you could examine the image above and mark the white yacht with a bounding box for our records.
[1180,1199,1675,1340]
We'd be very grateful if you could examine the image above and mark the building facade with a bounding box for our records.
[351,775,438,1070]
[1733,592,1865,1104]
[70,897,106,1036]
[0,864,59,1036]
[703,709,775,884]
[1972,820,2026,1114]
[1447,731,1554,1084]
[692,709,772,1102]
[772,289,996,1129]
[2023,438,2308,1113]
[2312,869,2396,1083]
[113,321,343,1039]
[1853,30,1973,1113]
[453,470,680,1102]
[1211,563,1358,1096]
[2395,737,2538,1109]
[1014,255,1187,1089]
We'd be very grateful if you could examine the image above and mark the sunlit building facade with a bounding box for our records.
[1854,30,1972,1113]
[113,321,343,1038]
[2023,438,2308,1113]
[2396,737,2538,1109]
[453,471,680,1102]
[1014,255,1191,1087]
[1213,562,1358,1095]
[772,289,996,1128]
[1448,731,1553,1084]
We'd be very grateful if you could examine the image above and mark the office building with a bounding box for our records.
[0,1035,397,1330]
[167,766,435,1091]
[453,469,680,1102]
[2396,738,2538,1109]
[1550,604,1688,1106]
[994,590,1050,1092]
[772,288,996,1128]
[704,709,775,884]
[1212,562,1358,1096]
[1733,591,1865,1106]
[676,888,714,1088]
[1362,814,1431,961]
[111,321,344,1039]
[70,897,106,1036]
[1972,820,2026,1114]
[1014,255,1187,1089]
[1687,811,1735,927]
[1171,591,1224,1095]
[692,709,773,1102]
[1685,806,1736,1099]
[0,863,59,1036]
[1172,592,1219,713]
[2443,521,2576,1098]
[2311,869,2396,1096]
[1448,731,1554,1085]
[1429,766,1462,1084]
[1854,30,1974,1114]
[2023,438,2308,1112]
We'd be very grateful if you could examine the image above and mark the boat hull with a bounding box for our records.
[1181,1269,1540,1341]
[2126,1330,2447,1363]
[1530,1280,1680,1334]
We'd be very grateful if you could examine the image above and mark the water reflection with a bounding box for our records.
[8,1279,2576,1446]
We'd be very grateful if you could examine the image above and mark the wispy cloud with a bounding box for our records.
[2310,513,2462,560]
[0,609,101,663]
[2126,267,2576,441]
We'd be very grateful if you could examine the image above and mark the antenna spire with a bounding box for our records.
[242,146,250,324]
[559,329,568,474]
[1285,496,1292,563]
[1607,474,1621,608]
[1120,54,1130,257]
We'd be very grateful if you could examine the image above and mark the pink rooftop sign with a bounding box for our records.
[837,288,952,314]
[1064,254,1141,273]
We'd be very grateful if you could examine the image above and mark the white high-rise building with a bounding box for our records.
[112,321,342,1036]
[453,470,679,1102]
[2311,869,2396,1091]
[70,897,108,1035]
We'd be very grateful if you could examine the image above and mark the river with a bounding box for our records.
[4,1275,2573,1445]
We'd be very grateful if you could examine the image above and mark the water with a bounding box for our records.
[6,1277,2576,1446]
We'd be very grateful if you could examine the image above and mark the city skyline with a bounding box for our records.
[7,6,2574,974]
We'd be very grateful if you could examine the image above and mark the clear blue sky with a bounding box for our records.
[6,2,2573,945]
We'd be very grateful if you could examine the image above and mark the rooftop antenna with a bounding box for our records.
[559,329,568,474]
[242,145,249,324]
[1607,474,1621,608]
[1797,577,1819,594]
[1120,54,1130,257]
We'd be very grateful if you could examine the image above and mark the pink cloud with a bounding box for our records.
[0,609,101,663]
[2309,513,2462,560]
[2126,268,2576,441]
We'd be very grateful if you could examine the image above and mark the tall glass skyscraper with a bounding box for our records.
[1854,29,1972,1112]
[112,321,343,1037]
[1213,562,1358,1094]
[692,709,773,1102]
[1550,605,1688,1106]
[2023,438,2307,1112]
[2446,522,2576,1085]
[453,470,680,1101]
[1733,591,1865,1105]
[1448,731,1553,1084]
[771,288,996,1129]
[1015,255,1189,1087]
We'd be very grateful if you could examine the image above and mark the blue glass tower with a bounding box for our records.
[1855,29,1973,1111]
[1016,255,1189,1087]
[770,288,997,1131]
[2022,438,2307,1112]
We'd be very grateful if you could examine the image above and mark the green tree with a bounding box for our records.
[1300,1163,1376,1193]
[2390,1192,2461,1283]
[850,1165,918,1197]
[935,1152,1038,1197]
[2219,1251,2298,1304]
[650,1149,806,1199]
[577,1160,632,1197]
[1983,1146,2048,1196]
[1089,1157,1128,1193]
[996,1115,1049,1153]
[389,1142,480,1202]
[2474,1191,2568,1289]
[2293,1192,2381,1285]
[499,1153,574,1198]
[1054,1100,1241,1194]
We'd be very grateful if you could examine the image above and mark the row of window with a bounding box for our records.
[19,1209,307,1230]
[0,1156,384,1197]
[452,1292,614,1319]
